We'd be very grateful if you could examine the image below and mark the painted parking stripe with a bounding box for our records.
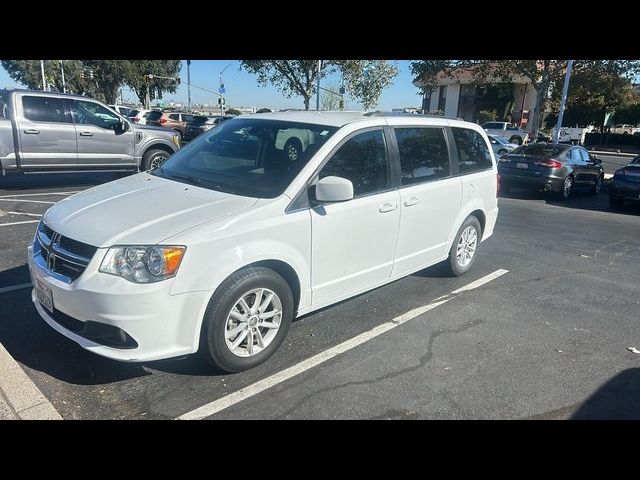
[0,283,32,294]
[0,199,55,204]
[0,220,40,227]
[0,191,79,198]
[6,211,43,217]
[177,268,509,420]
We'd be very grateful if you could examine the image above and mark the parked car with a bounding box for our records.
[609,155,640,207]
[487,134,519,157]
[498,143,604,199]
[146,111,197,139]
[28,111,498,372]
[183,115,234,142]
[108,105,139,120]
[482,121,529,145]
[0,89,181,175]
[130,108,155,125]
[611,124,640,135]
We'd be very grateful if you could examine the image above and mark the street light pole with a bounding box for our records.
[219,62,232,116]
[40,60,46,91]
[316,60,321,111]
[59,60,66,93]
[187,60,191,111]
[553,59,574,144]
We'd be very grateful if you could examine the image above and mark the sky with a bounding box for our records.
[0,60,423,111]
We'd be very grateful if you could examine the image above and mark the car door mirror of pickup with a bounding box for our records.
[590,155,602,165]
[314,176,354,203]
[120,119,130,132]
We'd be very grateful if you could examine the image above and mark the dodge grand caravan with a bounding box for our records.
[28,111,499,372]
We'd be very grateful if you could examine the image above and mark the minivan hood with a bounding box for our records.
[43,173,259,247]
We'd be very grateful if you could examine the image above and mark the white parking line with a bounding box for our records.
[0,283,32,294]
[177,268,509,420]
[0,199,55,204]
[6,211,43,218]
[0,220,40,227]
[0,191,79,198]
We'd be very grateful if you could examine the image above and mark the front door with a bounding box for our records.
[70,99,135,168]
[16,94,77,169]
[311,128,401,308]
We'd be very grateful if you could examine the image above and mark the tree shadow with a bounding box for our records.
[571,368,640,420]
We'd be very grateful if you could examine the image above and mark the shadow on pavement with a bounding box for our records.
[0,171,132,191]
[571,368,640,419]
[0,264,31,288]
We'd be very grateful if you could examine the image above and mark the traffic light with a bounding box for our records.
[218,98,222,105]
[176,77,181,85]
[339,99,344,110]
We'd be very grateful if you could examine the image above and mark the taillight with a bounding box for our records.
[159,118,168,124]
[536,159,562,168]
[496,173,500,196]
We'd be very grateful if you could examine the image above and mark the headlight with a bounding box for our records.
[100,245,186,283]
[172,134,181,148]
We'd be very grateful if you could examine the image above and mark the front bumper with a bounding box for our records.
[28,244,211,362]
[499,170,564,192]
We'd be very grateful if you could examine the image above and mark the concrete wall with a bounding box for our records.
[445,84,460,117]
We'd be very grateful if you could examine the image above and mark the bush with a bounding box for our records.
[255,108,272,113]
[477,109,497,125]
[225,108,241,115]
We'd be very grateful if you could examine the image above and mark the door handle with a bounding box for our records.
[404,197,420,207]
[79,131,94,137]
[379,202,398,213]
[23,129,40,135]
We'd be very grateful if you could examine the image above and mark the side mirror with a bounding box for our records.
[591,155,601,165]
[315,176,354,203]
[121,119,130,132]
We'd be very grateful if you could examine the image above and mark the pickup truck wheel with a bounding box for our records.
[142,149,170,171]
[200,267,294,373]
[284,138,302,161]
[509,135,523,145]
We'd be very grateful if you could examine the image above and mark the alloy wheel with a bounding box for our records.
[456,226,478,268]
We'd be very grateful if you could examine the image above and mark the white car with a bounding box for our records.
[482,121,529,145]
[487,134,519,157]
[108,105,140,120]
[28,112,499,372]
[130,109,154,125]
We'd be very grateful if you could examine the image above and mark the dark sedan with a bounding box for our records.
[183,115,234,142]
[609,155,640,207]
[498,143,604,200]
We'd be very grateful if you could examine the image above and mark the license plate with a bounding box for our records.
[516,163,528,169]
[34,277,53,313]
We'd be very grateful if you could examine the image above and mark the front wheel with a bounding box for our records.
[200,267,294,373]
[142,148,170,171]
[591,175,603,195]
[445,216,482,277]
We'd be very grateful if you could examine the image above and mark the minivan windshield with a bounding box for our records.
[152,118,339,198]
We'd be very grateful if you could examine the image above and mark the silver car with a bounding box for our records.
[488,134,519,158]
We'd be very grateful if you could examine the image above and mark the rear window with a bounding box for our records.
[146,111,162,121]
[452,127,492,173]
[22,96,68,123]
[512,144,568,157]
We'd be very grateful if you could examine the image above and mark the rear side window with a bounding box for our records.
[169,114,180,121]
[395,127,450,185]
[578,148,590,163]
[319,129,389,197]
[22,96,68,123]
[452,127,492,174]
[182,114,195,123]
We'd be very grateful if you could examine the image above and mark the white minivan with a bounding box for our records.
[28,112,499,372]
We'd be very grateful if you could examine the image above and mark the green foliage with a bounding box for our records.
[240,60,398,110]
[225,108,241,115]
[320,82,341,110]
[255,108,272,113]
[1,60,182,105]
[477,109,497,125]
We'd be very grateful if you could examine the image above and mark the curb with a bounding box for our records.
[0,343,62,420]
[590,150,638,157]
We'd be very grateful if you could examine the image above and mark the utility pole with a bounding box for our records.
[187,60,191,111]
[219,62,232,116]
[316,60,321,111]
[40,60,46,91]
[59,60,66,93]
[145,74,151,110]
[553,60,574,144]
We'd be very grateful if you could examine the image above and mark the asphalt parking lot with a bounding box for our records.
[1,171,640,420]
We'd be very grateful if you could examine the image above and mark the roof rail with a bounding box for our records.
[363,111,464,121]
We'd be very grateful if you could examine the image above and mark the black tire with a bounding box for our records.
[283,138,303,161]
[509,135,523,145]
[609,196,624,208]
[141,148,171,171]
[591,175,603,195]
[200,267,294,373]
[445,216,482,277]
[557,175,573,201]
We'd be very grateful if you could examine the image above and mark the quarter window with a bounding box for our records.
[452,127,492,173]
[22,96,68,123]
[319,129,389,197]
[395,127,450,185]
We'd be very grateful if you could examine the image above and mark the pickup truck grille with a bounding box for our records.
[34,221,98,283]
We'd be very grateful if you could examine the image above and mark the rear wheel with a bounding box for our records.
[445,216,482,277]
[284,138,303,161]
[609,196,624,208]
[509,135,523,145]
[200,267,294,373]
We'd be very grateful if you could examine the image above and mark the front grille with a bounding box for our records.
[35,222,97,282]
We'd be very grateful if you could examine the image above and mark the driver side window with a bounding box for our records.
[70,100,121,129]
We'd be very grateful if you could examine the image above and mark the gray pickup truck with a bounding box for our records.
[0,89,180,176]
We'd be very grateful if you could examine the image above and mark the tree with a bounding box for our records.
[240,60,398,110]
[255,108,272,113]
[1,60,100,98]
[225,108,241,115]
[320,82,341,110]
[124,60,182,106]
